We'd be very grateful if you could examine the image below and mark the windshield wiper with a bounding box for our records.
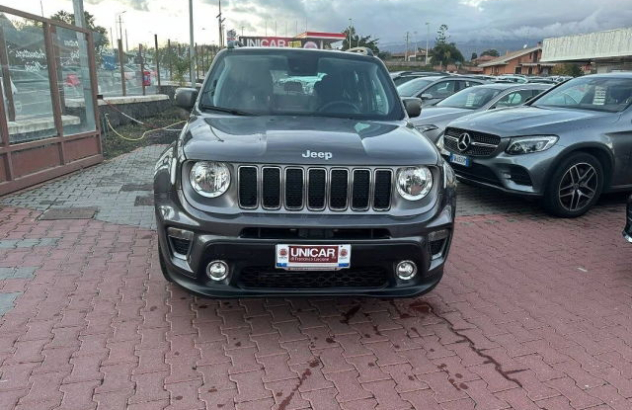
[199,105,254,116]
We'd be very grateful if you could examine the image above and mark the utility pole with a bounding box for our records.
[425,22,430,66]
[189,0,195,86]
[125,29,129,52]
[348,18,352,50]
[72,0,85,28]
[39,0,44,17]
[217,0,226,47]
[405,32,410,62]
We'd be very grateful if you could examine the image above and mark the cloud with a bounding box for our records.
[86,0,150,11]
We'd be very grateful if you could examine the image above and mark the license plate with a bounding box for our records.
[275,245,351,271]
[449,153,471,167]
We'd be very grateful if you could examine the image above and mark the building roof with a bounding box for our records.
[294,31,347,40]
[478,46,541,68]
[541,27,632,62]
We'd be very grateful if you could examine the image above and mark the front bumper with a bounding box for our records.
[155,187,456,298]
[441,144,566,197]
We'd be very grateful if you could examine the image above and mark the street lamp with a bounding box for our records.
[116,11,127,42]
[425,22,430,66]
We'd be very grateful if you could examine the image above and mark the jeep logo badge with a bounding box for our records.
[457,133,472,152]
[302,150,333,160]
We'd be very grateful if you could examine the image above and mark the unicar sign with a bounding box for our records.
[242,37,294,48]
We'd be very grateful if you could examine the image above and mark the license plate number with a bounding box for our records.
[449,153,471,167]
[275,245,351,271]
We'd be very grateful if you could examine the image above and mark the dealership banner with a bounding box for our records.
[240,37,321,49]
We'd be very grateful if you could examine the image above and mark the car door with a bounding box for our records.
[421,79,458,106]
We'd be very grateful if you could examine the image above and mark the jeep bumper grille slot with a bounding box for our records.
[285,168,304,209]
[352,170,371,210]
[262,167,281,209]
[237,166,394,212]
[238,167,258,208]
[308,169,327,210]
[373,170,393,210]
[330,169,349,210]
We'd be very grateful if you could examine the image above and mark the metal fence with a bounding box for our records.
[0,6,102,196]
[95,30,220,97]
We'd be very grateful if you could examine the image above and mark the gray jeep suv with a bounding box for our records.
[154,47,457,298]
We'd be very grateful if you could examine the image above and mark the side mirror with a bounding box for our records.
[175,87,198,110]
[421,93,433,100]
[402,97,422,118]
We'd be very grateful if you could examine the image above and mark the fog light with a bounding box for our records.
[396,260,417,280]
[207,260,229,281]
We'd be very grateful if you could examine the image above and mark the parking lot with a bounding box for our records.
[0,145,629,410]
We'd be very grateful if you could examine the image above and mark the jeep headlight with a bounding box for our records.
[396,166,433,201]
[506,136,558,155]
[190,161,230,198]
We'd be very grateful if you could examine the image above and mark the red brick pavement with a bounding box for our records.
[0,205,630,409]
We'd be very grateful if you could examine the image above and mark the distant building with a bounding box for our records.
[472,55,495,65]
[541,28,632,73]
[478,45,555,75]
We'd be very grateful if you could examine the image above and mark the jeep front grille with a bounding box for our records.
[238,166,393,212]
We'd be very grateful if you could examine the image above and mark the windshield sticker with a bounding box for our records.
[465,93,477,108]
[593,86,606,105]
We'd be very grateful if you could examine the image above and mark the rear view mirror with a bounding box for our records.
[402,98,422,118]
[175,88,198,110]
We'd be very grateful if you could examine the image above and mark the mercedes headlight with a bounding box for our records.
[415,124,438,133]
[506,136,558,155]
[190,161,231,198]
[396,166,433,201]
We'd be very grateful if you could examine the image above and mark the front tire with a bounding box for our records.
[542,152,603,218]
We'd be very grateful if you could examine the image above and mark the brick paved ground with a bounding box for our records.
[0,145,630,409]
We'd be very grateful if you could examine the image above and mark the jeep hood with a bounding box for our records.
[448,106,614,137]
[181,115,440,166]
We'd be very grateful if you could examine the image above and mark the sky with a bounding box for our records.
[5,0,632,49]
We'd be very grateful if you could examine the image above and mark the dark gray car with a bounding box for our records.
[440,73,632,217]
[154,47,457,298]
[413,83,552,143]
[397,76,487,106]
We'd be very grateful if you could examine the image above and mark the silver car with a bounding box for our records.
[413,83,552,143]
[440,73,632,217]
[397,76,487,106]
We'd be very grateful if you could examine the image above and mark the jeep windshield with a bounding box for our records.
[199,49,404,120]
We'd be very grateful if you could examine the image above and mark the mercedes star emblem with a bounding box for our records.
[457,132,472,152]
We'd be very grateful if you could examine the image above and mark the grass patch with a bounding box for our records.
[102,107,185,159]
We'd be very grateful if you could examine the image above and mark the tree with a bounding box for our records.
[51,10,109,55]
[429,24,464,67]
[342,27,380,55]
[471,52,478,61]
[551,63,583,77]
[481,49,500,57]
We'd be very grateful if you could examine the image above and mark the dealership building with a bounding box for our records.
[541,27,632,73]
[239,31,347,49]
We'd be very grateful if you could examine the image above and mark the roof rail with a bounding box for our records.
[346,47,374,57]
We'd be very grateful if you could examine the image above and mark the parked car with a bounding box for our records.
[8,69,52,116]
[392,71,448,86]
[397,76,487,106]
[625,194,632,243]
[412,83,552,143]
[440,73,632,217]
[495,75,528,84]
[154,46,457,298]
